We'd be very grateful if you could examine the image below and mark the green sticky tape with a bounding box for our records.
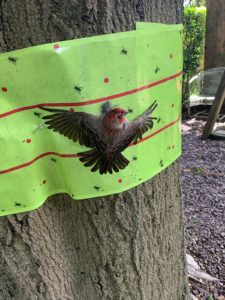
[0,22,183,216]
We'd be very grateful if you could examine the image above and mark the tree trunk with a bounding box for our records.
[205,0,225,69]
[0,1,187,299]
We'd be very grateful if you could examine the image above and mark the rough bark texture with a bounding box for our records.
[205,0,225,69]
[0,1,187,299]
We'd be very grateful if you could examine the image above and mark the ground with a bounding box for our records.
[181,117,225,299]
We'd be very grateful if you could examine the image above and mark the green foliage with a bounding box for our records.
[183,6,206,100]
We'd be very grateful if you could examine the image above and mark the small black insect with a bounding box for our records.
[132,156,137,161]
[74,85,83,93]
[8,56,18,65]
[155,67,160,73]
[15,202,22,206]
[157,117,161,123]
[159,160,164,167]
[1,209,5,212]
[128,107,133,113]
[121,47,128,55]
[51,158,57,163]
[94,186,101,191]
[34,111,42,118]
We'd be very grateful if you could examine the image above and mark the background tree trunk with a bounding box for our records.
[205,0,225,69]
[0,1,187,299]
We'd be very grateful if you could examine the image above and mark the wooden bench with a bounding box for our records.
[186,67,225,118]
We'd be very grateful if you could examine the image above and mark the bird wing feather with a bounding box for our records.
[40,107,106,150]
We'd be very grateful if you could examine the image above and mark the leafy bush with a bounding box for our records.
[183,6,206,101]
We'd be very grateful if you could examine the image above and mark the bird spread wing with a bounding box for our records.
[39,107,105,150]
[40,101,157,175]
[112,100,158,155]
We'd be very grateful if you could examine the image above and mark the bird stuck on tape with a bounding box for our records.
[39,101,157,175]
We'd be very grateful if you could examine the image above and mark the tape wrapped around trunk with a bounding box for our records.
[0,22,183,216]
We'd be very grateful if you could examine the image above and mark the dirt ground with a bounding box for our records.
[181,118,225,299]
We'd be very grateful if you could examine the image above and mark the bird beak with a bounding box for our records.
[123,110,128,115]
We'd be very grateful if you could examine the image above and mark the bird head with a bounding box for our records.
[103,108,128,126]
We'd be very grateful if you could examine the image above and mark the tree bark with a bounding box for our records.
[205,0,225,69]
[0,1,187,299]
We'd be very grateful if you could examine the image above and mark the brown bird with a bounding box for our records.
[40,100,157,174]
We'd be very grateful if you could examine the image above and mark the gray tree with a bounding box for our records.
[205,0,225,69]
[0,1,187,299]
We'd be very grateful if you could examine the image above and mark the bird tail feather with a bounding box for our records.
[78,149,129,174]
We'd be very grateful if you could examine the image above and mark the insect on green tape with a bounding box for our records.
[0,22,183,216]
